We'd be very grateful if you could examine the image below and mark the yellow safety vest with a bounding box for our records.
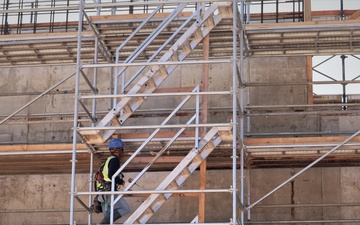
[97,155,116,190]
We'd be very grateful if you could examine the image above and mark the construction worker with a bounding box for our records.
[97,138,130,224]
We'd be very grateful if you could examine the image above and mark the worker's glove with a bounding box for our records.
[118,173,124,179]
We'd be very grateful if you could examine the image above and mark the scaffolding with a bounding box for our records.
[0,0,360,225]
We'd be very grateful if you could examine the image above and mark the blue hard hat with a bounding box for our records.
[108,138,124,149]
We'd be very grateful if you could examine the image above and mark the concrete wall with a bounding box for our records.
[247,167,360,224]
[2,168,360,224]
[0,170,233,224]
[0,62,234,143]
[247,57,315,135]
[1,57,358,143]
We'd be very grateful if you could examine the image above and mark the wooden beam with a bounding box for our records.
[306,56,313,105]
[198,32,210,223]
[304,0,311,22]
[311,10,357,17]
[245,136,360,145]
[304,0,314,107]
[0,143,87,152]
[199,160,207,223]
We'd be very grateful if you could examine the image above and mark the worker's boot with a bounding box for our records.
[99,210,121,224]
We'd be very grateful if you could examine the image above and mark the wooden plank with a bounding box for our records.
[245,136,360,145]
[0,154,234,175]
[0,130,197,153]
[0,153,89,163]
[0,143,88,152]
[311,10,357,17]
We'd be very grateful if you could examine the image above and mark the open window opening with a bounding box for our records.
[312,55,360,110]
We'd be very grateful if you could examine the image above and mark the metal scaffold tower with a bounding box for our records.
[69,1,238,225]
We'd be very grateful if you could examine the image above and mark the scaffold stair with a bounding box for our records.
[124,126,233,224]
[79,2,233,144]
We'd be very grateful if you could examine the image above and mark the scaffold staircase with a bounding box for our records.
[78,1,233,144]
[124,126,233,224]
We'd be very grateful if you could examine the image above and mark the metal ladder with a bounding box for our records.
[79,1,233,144]
[124,126,233,224]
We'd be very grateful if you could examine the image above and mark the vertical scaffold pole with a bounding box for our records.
[239,1,245,224]
[232,0,239,225]
[70,0,84,224]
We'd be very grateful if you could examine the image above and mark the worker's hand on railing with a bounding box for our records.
[128,178,139,186]
[122,180,133,196]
